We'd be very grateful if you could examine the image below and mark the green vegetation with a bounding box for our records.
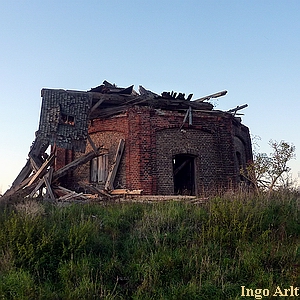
[243,139,296,192]
[0,192,299,299]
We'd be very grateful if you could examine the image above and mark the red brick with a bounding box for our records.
[55,106,253,196]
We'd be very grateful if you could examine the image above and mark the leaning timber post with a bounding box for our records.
[53,147,103,181]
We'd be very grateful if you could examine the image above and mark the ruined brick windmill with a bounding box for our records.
[2,80,252,202]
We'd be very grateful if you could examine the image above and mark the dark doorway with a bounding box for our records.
[173,154,196,195]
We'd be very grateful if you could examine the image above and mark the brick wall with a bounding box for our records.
[57,105,252,195]
[154,114,237,195]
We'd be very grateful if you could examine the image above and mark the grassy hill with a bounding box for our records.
[0,192,299,299]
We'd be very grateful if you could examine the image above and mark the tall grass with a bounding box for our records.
[0,192,299,299]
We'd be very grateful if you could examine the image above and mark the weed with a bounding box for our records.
[0,192,298,299]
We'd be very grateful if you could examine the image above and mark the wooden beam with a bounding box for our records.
[173,158,192,176]
[44,177,55,200]
[9,138,49,189]
[58,191,84,201]
[110,189,143,195]
[29,179,45,198]
[87,134,100,154]
[188,106,192,125]
[104,139,125,191]
[53,148,103,180]
[90,98,105,112]
[54,185,74,194]
[27,154,55,187]
[29,157,40,173]
[3,173,34,199]
[193,90,227,103]
[227,104,248,114]
[10,160,33,188]
[58,191,77,201]
[43,167,55,200]
[88,185,112,198]
[2,178,40,202]
[28,138,49,164]
[29,153,44,169]
[47,166,54,184]
[179,106,192,130]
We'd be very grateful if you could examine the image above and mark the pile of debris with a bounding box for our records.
[1,134,142,203]
[87,80,216,119]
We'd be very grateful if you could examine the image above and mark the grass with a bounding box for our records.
[0,191,299,299]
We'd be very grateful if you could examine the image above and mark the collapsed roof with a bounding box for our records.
[38,80,227,152]
[87,80,218,119]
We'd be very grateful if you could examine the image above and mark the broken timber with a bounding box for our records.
[27,154,55,187]
[193,90,227,102]
[9,138,49,188]
[104,139,125,191]
[227,104,248,115]
[110,189,143,195]
[43,167,55,200]
[1,146,104,203]
[53,147,103,181]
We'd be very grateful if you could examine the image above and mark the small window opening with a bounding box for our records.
[61,113,75,126]
[173,154,196,195]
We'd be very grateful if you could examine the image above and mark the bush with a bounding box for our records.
[0,269,37,299]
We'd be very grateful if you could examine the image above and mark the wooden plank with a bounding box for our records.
[90,157,98,182]
[188,106,192,125]
[128,195,197,202]
[10,160,32,188]
[90,98,105,112]
[110,189,143,195]
[28,138,50,162]
[98,156,104,183]
[43,167,55,200]
[79,183,112,198]
[87,134,100,154]
[97,189,112,198]
[173,158,192,176]
[58,192,83,201]
[29,157,39,173]
[29,178,45,198]
[104,139,125,191]
[179,107,190,130]
[98,154,108,183]
[2,178,40,202]
[2,175,33,199]
[227,104,248,115]
[3,153,53,199]
[193,90,227,102]
[90,185,112,198]
[44,176,55,201]
[53,148,102,180]
[54,185,74,194]
[27,154,55,187]
[58,191,77,201]
[47,166,54,184]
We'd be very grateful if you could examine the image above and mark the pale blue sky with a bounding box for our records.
[1,0,299,192]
